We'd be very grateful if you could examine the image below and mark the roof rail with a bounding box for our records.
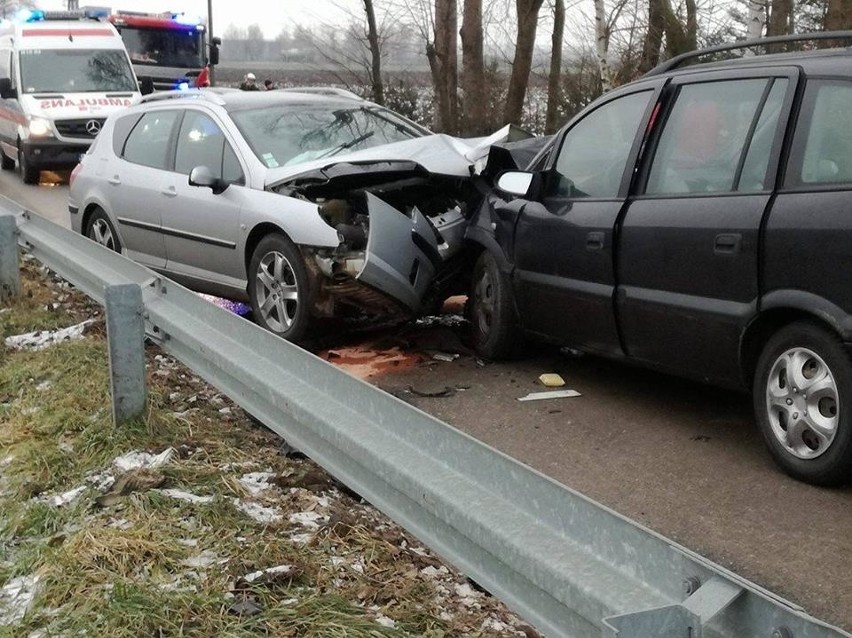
[278,87,364,101]
[138,89,226,106]
[644,30,852,77]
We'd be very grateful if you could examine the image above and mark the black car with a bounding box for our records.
[464,33,852,486]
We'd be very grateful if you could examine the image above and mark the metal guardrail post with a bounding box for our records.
[0,214,20,300]
[104,283,147,425]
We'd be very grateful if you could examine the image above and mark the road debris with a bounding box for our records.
[538,373,565,388]
[517,389,581,402]
[432,352,460,362]
[408,385,456,398]
[0,575,40,625]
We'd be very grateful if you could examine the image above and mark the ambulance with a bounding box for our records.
[0,10,141,184]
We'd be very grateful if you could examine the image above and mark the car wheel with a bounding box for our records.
[17,144,38,185]
[0,150,14,171]
[86,208,121,252]
[248,234,312,343]
[753,321,852,485]
[468,250,517,360]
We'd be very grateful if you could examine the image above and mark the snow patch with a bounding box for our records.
[375,613,396,628]
[180,550,223,569]
[289,511,327,529]
[232,499,283,524]
[52,486,86,507]
[113,448,175,472]
[238,472,277,497]
[0,574,40,625]
[4,320,94,351]
[157,489,214,505]
[243,564,293,583]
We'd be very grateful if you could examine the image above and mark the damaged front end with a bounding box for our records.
[271,161,478,319]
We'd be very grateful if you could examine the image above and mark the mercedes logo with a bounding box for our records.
[85,119,102,136]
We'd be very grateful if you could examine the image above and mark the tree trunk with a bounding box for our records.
[504,0,545,126]
[460,0,487,135]
[428,0,459,133]
[639,0,665,72]
[545,0,565,133]
[363,0,385,105]
[747,0,766,39]
[593,0,612,93]
[825,0,852,30]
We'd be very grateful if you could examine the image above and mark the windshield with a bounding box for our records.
[19,49,137,93]
[230,104,425,168]
[119,26,204,69]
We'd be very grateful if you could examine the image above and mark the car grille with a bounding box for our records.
[55,118,106,139]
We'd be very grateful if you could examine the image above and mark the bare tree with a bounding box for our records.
[427,0,459,133]
[364,0,386,105]
[245,24,265,61]
[504,0,545,125]
[460,0,487,135]
[545,0,566,133]
[747,0,766,38]
[594,0,613,90]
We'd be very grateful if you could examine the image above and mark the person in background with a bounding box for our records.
[239,72,260,91]
[264,79,276,90]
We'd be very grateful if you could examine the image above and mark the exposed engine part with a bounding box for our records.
[336,223,368,250]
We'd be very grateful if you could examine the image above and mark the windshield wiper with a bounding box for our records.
[317,131,375,159]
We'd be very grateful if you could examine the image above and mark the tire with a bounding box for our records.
[468,250,518,360]
[753,321,852,486]
[248,234,313,343]
[18,144,39,185]
[85,208,122,253]
[0,149,14,171]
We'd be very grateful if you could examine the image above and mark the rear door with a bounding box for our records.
[112,108,181,268]
[617,68,798,384]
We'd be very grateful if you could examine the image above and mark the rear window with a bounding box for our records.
[789,80,852,186]
[19,49,137,93]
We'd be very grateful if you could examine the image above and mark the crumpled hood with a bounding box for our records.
[265,124,522,187]
[21,92,137,121]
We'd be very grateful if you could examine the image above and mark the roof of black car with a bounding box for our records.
[664,47,852,78]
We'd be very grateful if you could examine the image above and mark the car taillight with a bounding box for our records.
[69,163,82,187]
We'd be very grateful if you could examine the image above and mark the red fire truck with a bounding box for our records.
[84,7,220,91]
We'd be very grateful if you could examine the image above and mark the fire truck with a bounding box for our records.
[84,7,220,91]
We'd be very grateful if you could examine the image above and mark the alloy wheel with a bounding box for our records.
[255,250,300,333]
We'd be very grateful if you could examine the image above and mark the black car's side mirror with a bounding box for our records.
[189,166,228,195]
[496,171,536,198]
[0,78,17,100]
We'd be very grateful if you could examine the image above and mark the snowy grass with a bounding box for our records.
[0,259,537,637]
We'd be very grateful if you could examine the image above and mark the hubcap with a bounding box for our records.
[765,347,839,460]
[89,219,116,251]
[255,251,299,333]
[473,268,495,336]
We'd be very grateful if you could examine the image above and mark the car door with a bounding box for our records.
[161,109,247,289]
[0,48,20,159]
[510,84,660,356]
[617,69,798,384]
[112,109,181,268]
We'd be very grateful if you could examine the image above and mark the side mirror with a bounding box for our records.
[496,171,534,198]
[0,78,16,100]
[139,77,154,96]
[189,165,228,195]
[209,38,221,66]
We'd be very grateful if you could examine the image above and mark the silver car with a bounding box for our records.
[69,89,519,342]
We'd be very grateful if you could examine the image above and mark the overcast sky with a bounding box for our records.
[38,0,362,39]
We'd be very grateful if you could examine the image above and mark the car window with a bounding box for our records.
[549,90,652,199]
[737,79,788,192]
[793,81,852,186]
[123,110,180,170]
[645,79,768,195]
[222,143,244,184]
[0,49,10,79]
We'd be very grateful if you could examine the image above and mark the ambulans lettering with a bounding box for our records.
[38,98,132,109]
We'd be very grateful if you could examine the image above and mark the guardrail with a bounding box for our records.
[2,206,849,638]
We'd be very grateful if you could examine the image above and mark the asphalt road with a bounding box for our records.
[5,171,852,633]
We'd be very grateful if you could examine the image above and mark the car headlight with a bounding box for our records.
[28,117,52,137]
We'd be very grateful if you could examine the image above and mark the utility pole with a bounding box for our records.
[207,0,215,86]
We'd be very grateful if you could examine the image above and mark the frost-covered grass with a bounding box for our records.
[0,258,537,637]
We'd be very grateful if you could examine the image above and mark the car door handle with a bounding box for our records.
[714,233,742,254]
[586,231,605,251]
[108,176,121,185]
[160,186,177,197]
